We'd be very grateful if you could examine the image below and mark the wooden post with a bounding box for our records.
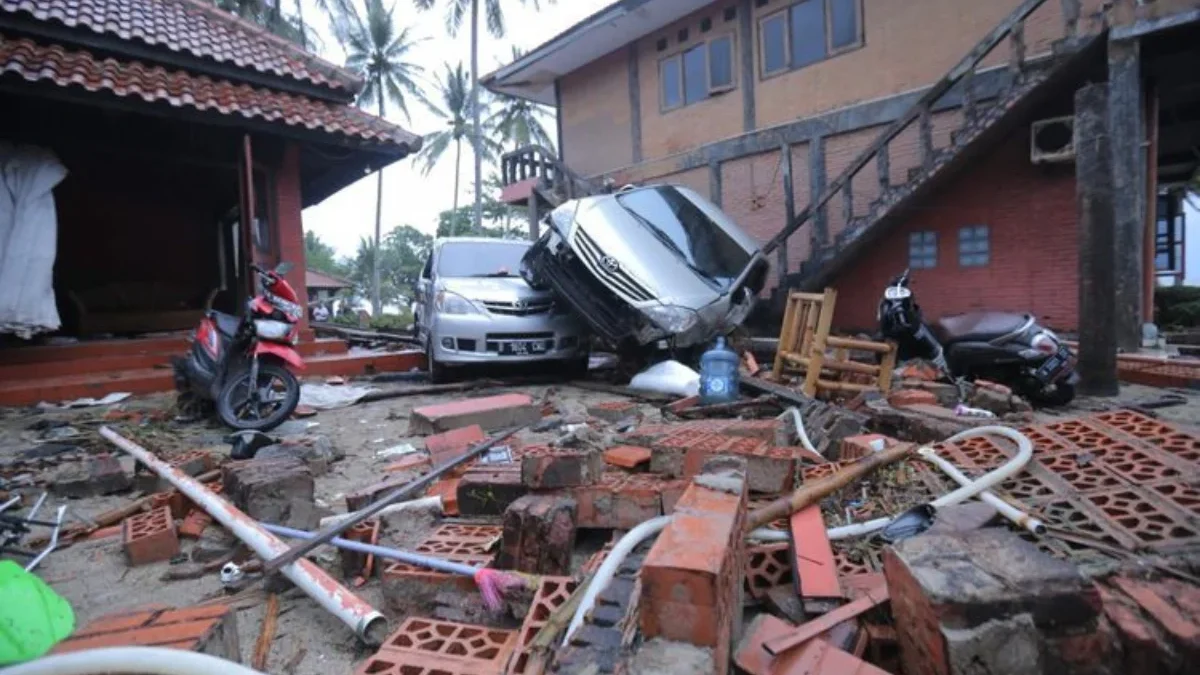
[238,134,256,298]
[802,288,837,398]
[1108,39,1146,352]
[1075,83,1119,396]
[528,194,540,241]
[918,107,934,171]
[1143,84,1158,322]
[780,144,795,284]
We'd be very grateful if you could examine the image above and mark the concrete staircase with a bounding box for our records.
[0,335,424,406]
[767,0,1106,294]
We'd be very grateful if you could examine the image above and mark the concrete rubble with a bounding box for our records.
[3,357,1200,675]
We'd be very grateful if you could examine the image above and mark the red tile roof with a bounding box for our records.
[306,269,353,290]
[0,34,421,152]
[0,0,362,93]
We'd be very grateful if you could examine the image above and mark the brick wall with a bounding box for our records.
[828,123,1079,332]
[559,48,634,177]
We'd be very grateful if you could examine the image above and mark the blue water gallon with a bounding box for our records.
[699,336,740,405]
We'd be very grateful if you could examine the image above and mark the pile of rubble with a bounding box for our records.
[2,367,1199,675]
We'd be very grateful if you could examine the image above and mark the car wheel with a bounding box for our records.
[427,346,448,384]
[564,354,590,381]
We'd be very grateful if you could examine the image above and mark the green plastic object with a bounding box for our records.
[0,559,75,665]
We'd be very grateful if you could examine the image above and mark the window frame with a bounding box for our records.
[758,0,864,80]
[658,30,739,113]
[957,225,991,268]
[908,230,937,270]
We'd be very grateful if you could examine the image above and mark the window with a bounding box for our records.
[760,0,862,78]
[660,34,737,111]
[909,231,936,269]
[958,225,990,267]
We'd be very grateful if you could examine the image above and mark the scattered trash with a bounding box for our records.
[953,403,996,417]
[219,562,244,586]
[299,383,377,410]
[479,445,514,464]
[376,443,418,458]
[629,359,700,397]
[36,392,131,410]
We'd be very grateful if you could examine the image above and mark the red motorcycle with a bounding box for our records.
[173,262,304,430]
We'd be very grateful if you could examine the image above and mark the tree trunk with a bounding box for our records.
[295,0,306,48]
[470,0,483,233]
[451,138,462,235]
[372,92,385,317]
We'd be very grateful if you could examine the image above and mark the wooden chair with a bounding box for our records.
[773,288,898,397]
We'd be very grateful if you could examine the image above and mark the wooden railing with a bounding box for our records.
[499,145,598,203]
[764,0,1091,280]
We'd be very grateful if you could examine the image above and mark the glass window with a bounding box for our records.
[761,13,787,75]
[709,35,734,90]
[789,0,826,69]
[661,56,682,109]
[437,241,530,278]
[682,45,708,105]
[829,0,859,50]
[958,225,990,267]
[909,231,937,269]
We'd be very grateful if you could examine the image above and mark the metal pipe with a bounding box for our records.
[99,427,389,645]
[262,523,480,576]
[25,505,66,571]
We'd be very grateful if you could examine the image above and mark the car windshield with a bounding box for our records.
[615,186,752,288]
[437,241,529,278]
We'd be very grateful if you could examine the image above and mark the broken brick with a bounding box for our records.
[507,577,578,675]
[495,494,577,575]
[408,393,539,434]
[355,618,517,675]
[384,453,433,474]
[586,400,638,423]
[122,506,180,566]
[736,615,891,675]
[457,464,529,516]
[177,509,212,539]
[424,424,485,465]
[52,453,131,498]
[520,445,604,488]
[221,456,314,527]
[888,388,940,409]
[603,445,651,469]
[343,471,419,512]
[575,473,666,529]
[426,477,460,516]
[790,506,841,601]
[839,433,896,460]
[52,605,239,660]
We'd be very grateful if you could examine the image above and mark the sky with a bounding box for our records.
[301,0,612,258]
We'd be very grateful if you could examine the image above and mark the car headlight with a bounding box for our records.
[436,291,481,315]
[642,305,699,334]
[254,319,292,341]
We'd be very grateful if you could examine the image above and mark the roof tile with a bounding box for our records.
[0,33,420,151]
[1,0,361,91]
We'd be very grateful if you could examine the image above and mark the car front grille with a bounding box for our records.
[573,228,655,303]
[528,242,637,344]
[485,332,554,341]
[482,300,553,316]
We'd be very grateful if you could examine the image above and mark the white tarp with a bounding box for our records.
[0,143,67,338]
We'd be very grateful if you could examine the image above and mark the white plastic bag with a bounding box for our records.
[629,359,701,397]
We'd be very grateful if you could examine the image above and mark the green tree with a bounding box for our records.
[436,206,509,239]
[303,230,348,277]
[488,47,555,152]
[211,0,310,45]
[412,0,556,235]
[415,63,501,234]
[347,226,433,307]
[331,0,425,317]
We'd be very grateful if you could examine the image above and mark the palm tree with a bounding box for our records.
[412,0,556,234]
[489,47,555,152]
[416,63,501,234]
[330,0,425,316]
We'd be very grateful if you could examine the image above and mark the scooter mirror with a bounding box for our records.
[274,261,294,276]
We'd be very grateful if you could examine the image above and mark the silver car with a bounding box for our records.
[522,185,769,352]
[416,237,589,382]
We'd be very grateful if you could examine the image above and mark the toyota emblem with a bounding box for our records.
[514,299,528,310]
[601,256,620,272]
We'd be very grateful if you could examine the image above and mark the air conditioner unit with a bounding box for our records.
[1030,116,1075,164]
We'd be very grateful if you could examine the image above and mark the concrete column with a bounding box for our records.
[739,0,756,132]
[1075,84,1118,396]
[628,43,643,164]
[709,160,722,207]
[808,135,828,251]
[1107,39,1146,352]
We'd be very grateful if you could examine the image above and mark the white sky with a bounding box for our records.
[301,0,611,257]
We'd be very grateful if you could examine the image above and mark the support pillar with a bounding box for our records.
[1107,39,1147,352]
[528,196,540,241]
[1076,83,1119,396]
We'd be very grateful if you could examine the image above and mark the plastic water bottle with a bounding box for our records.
[699,336,740,405]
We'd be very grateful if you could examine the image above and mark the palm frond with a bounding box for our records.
[415,131,453,175]
[485,0,504,38]
[444,0,468,36]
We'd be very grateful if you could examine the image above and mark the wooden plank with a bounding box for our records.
[252,593,279,671]
[825,336,894,353]
[762,578,890,656]
[789,506,842,601]
[783,354,881,377]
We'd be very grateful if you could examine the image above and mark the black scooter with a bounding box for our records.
[877,269,1078,406]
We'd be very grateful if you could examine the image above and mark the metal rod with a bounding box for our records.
[26,492,47,521]
[261,523,481,577]
[99,427,389,645]
[263,424,525,574]
[25,505,65,572]
[0,497,19,513]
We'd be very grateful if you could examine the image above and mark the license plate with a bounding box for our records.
[500,340,549,356]
[1036,345,1071,381]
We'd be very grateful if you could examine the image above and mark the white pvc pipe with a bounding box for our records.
[563,515,671,646]
[779,407,820,457]
[318,496,442,528]
[99,427,389,645]
[746,426,1034,542]
[3,647,267,675]
[919,447,1045,534]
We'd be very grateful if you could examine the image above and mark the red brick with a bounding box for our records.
[457,464,528,516]
[574,473,667,529]
[888,389,940,409]
[586,400,639,423]
[839,433,897,460]
[789,506,841,601]
[736,615,892,675]
[507,577,579,675]
[168,449,216,477]
[665,395,700,414]
[520,445,604,488]
[495,494,577,575]
[1110,576,1200,650]
[408,393,539,434]
[177,509,212,539]
[357,618,517,675]
[122,506,179,566]
[384,453,433,473]
[424,424,486,465]
[426,477,460,515]
[53,605,238,660]
[603,445,652,469]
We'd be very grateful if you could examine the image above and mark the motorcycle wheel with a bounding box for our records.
[216,361,300,432]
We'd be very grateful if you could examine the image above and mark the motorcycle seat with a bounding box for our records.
[211,311,241,337]
[932,311,1031,345]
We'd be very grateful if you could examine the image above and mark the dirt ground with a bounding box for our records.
[0,380,648,674]
[2,377,1199,673]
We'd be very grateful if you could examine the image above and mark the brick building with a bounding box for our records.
[485,0,1200,343]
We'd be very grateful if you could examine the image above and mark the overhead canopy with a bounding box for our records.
[306,269,353,291]
[481,0,714,105]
